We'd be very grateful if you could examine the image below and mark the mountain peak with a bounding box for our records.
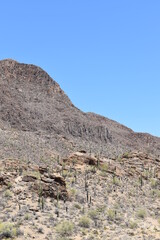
[0,58,18,65]
[0,59,160,159]
[0,58,61,91]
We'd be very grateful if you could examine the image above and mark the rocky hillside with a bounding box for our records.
[0,59,160,162]
[0,151,160,239]
[0,59,160,240]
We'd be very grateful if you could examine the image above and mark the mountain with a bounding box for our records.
[0,59,160,162]
[1,59,160,240]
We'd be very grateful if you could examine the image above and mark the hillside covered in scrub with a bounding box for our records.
[0,59,160,162]
[0,59,160,239]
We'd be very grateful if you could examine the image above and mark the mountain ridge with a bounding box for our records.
[0,59,160,160]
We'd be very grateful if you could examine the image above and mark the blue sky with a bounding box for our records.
[0,1,160,136]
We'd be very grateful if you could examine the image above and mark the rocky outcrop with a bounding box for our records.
[32,173,68,200]
[64,122,112,142]
[0,160,68,200]
[63,152,100,166]
[63,151,160,180]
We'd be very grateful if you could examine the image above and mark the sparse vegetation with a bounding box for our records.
[136,209,147,219]
[88,209,99,220]
[0,150,159,239]
[56,221,74,236]
[24,214,30,221]
[99,163,108,172]
[112,176,120,186]
[107,209,116,221]
[0,59,160,240]
[4,190,12,198]
[74,203,81,209]
[129,220,138,229]
[0,222,20,239]
[79,216,91,228]
[150,178,158,188]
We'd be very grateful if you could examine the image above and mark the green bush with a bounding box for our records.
[7,182,12,189]
[68,188,76,198]
[96,205,106,213]
[24,214,30,220]
[74,203,81,209]
[88,209,99,220]
[56,221,74,236]
[4,190,12,198]
[0,222,18,238]
[107,209,116,221]
[151,189,160,198]
[123,152,129,158]
[136,209,146,219]
[157,190,160,198]
[150,178,158,188]
[79,216,90,228]
[129,220,138,229]
[99,163,108,172]
[112,176,120,186]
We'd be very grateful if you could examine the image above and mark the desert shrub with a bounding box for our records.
[7,182,12,189]
[24,214,30,220]
[56,221,74,236]
[89,165,96,173]
[150,189,160,198]
[112,176,120,186]
[99,163,108,172]
[117,155,123,162]
[4,190,12,198]
[0,222,19,238]
[151,189,160,198]
[79,216,90,228]
[24,170,41,179]
[136,209,146,219]
[68,188,76,198]
[143,170,149,179]
[88,209,99,220]
[66,172,72,178]
[157,190,160,198]
[123,152,129,158]
[96,204,106,213]
[129,220,138,229]
[150,178,158,188]
[62,169,68,178]
[99,171,108,177]
[107,209,116,221]
[150,189,157,197]
[71,158,77,166]
[74,203,81,209]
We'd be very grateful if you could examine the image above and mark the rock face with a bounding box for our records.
[28,173,68,200]
[0,159,68,200]
[62,151,160,180]
[0,58,160,160]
